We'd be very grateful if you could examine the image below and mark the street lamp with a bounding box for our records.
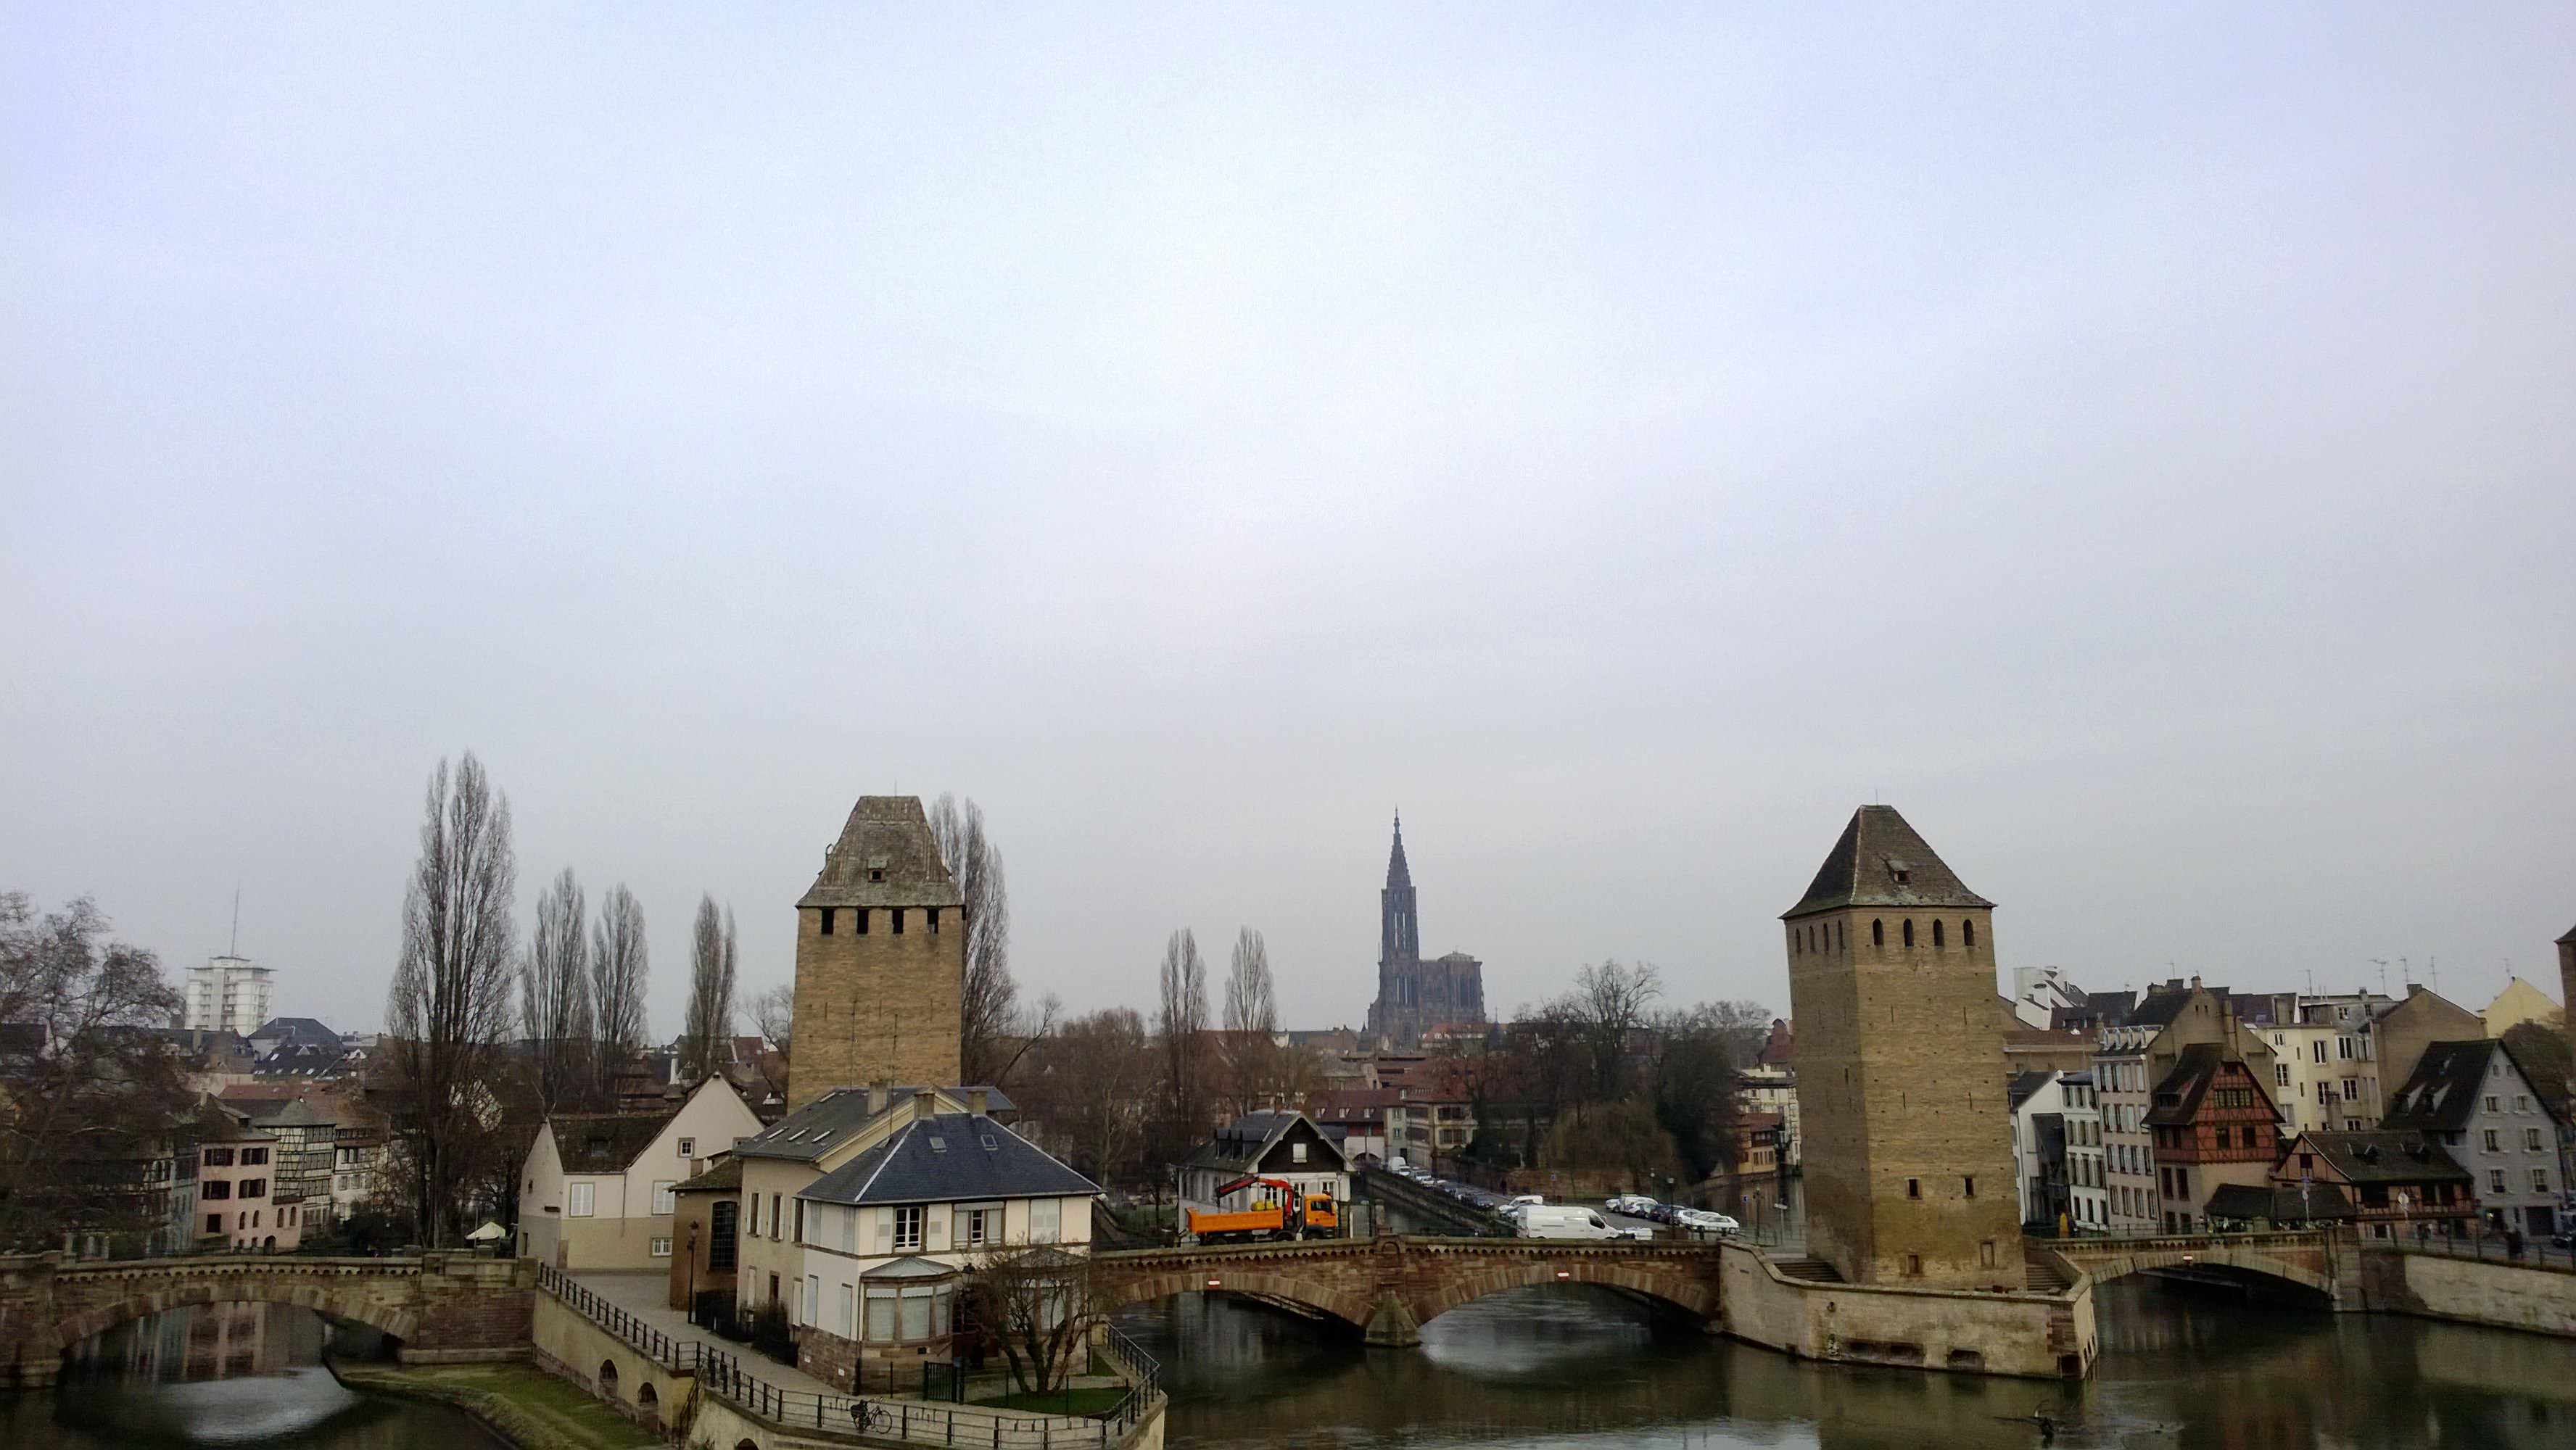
[685,1220,700,1325]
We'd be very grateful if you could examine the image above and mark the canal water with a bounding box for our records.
[0,1301,505,1450]
[5,1285,2572,1449]
[1116,1280,2576,1450]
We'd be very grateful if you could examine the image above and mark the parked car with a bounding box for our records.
[1674,1209,1739,1234]
[1604,1195,1658,1217]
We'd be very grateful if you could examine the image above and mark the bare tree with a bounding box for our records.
[589,884,648,1098]
[958,1248,1109,1394]
[746,982,793,1060]
[930,794,1017,1084]
[680,895,738,1083]
[1155,929,1208,1158]
[384,753,520,1248]
[520,867,593,1114]
[1221,927,1280,1115]
[1019,1006,1153,1185]
[0,893,191,1253]
[1566,959,1663,1100]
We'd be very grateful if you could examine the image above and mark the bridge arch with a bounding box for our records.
[45,1278,418,1360]
[2067,1246,2334,1298]
[1408,1257,1719,1327]
[1100,1267,1376,1332]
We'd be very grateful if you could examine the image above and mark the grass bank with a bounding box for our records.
[330,1361,661,1450]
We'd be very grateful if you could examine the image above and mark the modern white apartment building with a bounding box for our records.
[184,954,273,1036]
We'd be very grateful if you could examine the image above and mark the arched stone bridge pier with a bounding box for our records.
[0,1251,533,1387]
[1094,1237,1724,1347]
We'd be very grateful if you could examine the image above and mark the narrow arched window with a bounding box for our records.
[1872,919,1884,947]
[1836,921,1845,950]
[1962,919,1976,948]
[819,907,835,936]
[1902,919,1915,948]
[1932,920,1945,949]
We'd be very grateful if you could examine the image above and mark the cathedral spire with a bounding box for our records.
[1381,813,1419,966]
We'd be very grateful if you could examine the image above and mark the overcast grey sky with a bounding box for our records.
[7,6,2572,1040]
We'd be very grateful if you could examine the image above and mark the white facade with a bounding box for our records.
[518,1077,764,1270]
[2263,1014,2380,1135]
[1740,1064,1801,1169]
[2010,966,2086,1029]
[2095,1027,2159,1234]
[184,955,273,1036]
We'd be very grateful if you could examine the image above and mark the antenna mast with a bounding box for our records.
[230,887,241,957]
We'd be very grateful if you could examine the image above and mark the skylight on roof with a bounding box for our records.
[928,1136,946,1153]
[980,1135,997,1151]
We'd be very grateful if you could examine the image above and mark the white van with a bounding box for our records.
[1515,1205,1625,1240]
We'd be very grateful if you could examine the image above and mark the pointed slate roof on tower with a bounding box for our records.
[1386,813,1412,889]
[1781,804,1993,919]
[2559,921,2576,945]
[798,795,965,909]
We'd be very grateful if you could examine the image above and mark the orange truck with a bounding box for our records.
[1186,1176,1341,1243]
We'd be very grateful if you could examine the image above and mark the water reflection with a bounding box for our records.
[1,1302,503,1450]
[1120,1280,2576,1450]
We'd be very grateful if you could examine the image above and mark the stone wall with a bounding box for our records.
[2359,1247,2576,1338]
[1717,1240,2094,1378]
[790,903,964,1107]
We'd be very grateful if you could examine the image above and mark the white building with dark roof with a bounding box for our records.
[763,1090,1096,1389]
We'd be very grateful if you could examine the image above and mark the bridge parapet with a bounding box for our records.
[0,1251,534,1387]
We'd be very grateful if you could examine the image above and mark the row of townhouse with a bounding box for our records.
[2019,973,2572,1240]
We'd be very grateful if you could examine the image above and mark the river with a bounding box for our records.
[1115,1279,2576,1450]
[5,1283,2572,1449]
[0,1301,505,1450]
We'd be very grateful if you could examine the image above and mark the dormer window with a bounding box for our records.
[869,868,885,883]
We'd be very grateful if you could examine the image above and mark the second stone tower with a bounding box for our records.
[789,795,965,1109]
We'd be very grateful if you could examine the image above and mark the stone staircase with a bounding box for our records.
[2023,1248,2076,1293]
[1768,1256,1843,1283]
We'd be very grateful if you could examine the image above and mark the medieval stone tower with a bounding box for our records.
[789,795,965,1109]
[1782,805,2022,1288]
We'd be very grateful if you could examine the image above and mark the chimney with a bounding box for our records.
[866,1082,888,1116]
[914,1090,937,1124]
[968,1087,989,1117]
[2407,982,2426,998]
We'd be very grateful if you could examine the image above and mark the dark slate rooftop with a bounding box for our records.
[2379,1039,2558,1132]
[2207,1182,2356,1224]
[252,1016,342,1046]
[2381,1040,2487,1132]
[2143,1042,2271,1127]
[1781,805,1992,919]
[1180,1111,1347,1176]
[2125,985,2201,1032]
[797,797,965,910]
[2007,1069,2054,1111]
[675,1157,741,1193]
[2285,1130,2469,1185]
[552,1111,677,1174]
[735,1086,1017,1163]
[796,1113,1097,1208]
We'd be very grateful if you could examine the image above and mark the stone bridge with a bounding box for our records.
[2050,1230,2358,1305]
[0,1251,534,1387]
[1094,1235,1723,1346]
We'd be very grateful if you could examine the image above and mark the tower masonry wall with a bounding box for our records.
[789,906,963,1108]
[1789,904,2023,1288]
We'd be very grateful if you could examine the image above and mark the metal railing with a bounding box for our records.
[2386,1230,2576,1273]
[537,1264,1164,1449]
[698,1343,1144,1449]
[534,1263,703,1372]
